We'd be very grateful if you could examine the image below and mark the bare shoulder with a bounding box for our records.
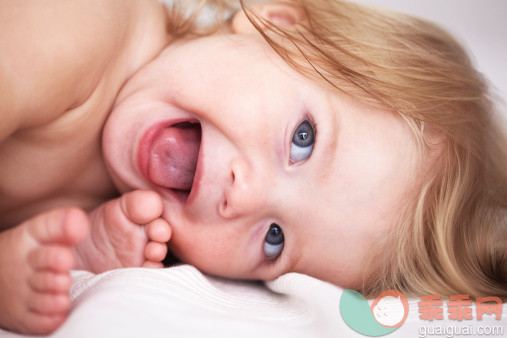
[0,0,166,141]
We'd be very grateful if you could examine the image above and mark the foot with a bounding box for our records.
[75,190,171,273]
[0,207,89,334]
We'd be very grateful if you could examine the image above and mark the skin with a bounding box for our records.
[0,0,420,334]
[103,6,420,288]
[0,0,171,334]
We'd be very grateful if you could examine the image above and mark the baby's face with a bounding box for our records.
[103,28,418,288]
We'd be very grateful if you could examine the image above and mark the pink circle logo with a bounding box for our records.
[370,290,409,328]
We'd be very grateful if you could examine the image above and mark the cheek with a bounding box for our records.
[168,225,238,273]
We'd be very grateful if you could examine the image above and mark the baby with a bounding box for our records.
[1,0,506,334]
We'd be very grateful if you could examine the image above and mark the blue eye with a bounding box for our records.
[290,120,315,163]
[264,224,284,259]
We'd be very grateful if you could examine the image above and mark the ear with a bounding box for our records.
[231,2,306,34]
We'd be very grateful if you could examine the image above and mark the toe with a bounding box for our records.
[146,219,171,242]
[28,245,76,272]
[142,261,164,269]
[29,272,72,293]
[121,190,163,225]
[24,312,66,335]
[144,242,168,262]
[28,292,71,315]
[27,207,90,245]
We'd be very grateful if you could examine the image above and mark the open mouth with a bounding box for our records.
[139,120,202,203]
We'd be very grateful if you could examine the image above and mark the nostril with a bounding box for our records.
[221,158,247,218]
[219,199,229,217]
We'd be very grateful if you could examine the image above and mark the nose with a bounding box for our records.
[218,157,272,219]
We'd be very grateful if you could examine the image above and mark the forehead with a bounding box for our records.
[160,33,291,74]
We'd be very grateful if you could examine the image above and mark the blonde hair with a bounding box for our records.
[174,0,507,298]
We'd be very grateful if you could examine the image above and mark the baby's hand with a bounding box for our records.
[75,190,171,273]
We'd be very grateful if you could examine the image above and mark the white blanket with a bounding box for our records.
[1,265,504,337]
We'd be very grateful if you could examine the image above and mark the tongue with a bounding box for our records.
[149,125,201,190]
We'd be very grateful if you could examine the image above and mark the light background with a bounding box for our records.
[353,0,507,116]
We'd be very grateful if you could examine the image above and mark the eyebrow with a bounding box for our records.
[317,93,340,182]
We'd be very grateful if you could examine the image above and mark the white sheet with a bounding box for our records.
[1,266,504,337]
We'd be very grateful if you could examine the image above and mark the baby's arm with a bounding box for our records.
[0,0,134,141]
